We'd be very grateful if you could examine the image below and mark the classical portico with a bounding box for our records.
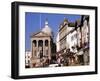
[31,36,51,59]
[30,20,52,67]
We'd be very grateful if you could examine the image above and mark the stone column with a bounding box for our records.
[43,40,45,57]
[30,39,33,68]
[36,40,38,58]
[37,40,38,47]
[48,40,51,60]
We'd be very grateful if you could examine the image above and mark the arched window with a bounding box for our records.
[45,40,48,46]
[32,40,37,47]
[38,40,43,47]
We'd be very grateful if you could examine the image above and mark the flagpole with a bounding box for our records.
[40,14,41,29]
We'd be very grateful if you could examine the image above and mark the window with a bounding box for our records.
[28,60,30,64]
[75,33,77,38]
[38,40,43,47]
[32,40,37,47]
[45,40,48,46]
[71,36,74,41]
[28,56,30,58]
[71,33,77,41]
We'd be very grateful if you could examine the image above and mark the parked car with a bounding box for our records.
[49,64,59,67]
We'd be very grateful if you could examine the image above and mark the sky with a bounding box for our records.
[25,12,81,51]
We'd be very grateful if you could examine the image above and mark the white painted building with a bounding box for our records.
[77,27,81,48]
[82,20,89,44]
[25,50,31,67]
[56,18,77,53]
[67,29,77,50]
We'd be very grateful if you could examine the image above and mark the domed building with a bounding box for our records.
[42,20,52,36]
[30,20,54,68]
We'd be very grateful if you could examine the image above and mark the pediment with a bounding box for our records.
[31,31,50,37]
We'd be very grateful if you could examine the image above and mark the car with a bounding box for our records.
[49,64,59,67]
[49,64,64,67]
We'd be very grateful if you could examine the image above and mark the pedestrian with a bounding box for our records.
[83,49,89,65]
[70,46,78,65]
[57,54,63,67]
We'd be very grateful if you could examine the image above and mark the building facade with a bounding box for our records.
[30,20,55,67]
[58,18,75,53]
[56,15,90,66]
[25,50,31,68]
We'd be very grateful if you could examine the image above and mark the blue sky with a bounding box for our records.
[25,12,81,51]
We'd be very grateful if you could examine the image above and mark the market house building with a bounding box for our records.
[30,20,55,67]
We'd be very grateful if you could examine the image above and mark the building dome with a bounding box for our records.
[41,20,52,36]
